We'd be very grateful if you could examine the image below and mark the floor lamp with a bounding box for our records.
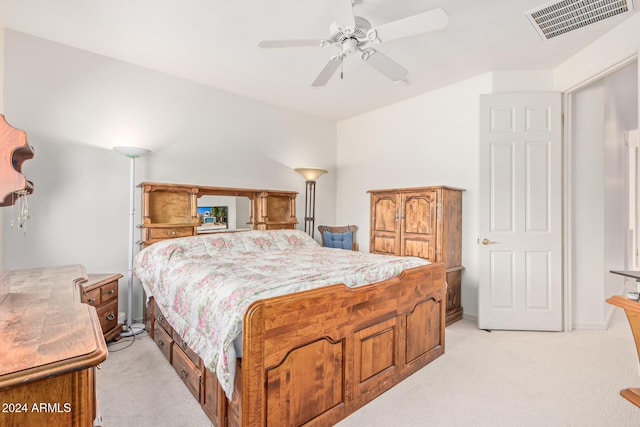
[294,168,327,238]
[113,146,151,337]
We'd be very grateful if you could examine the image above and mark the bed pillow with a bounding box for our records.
[323,230,353,250]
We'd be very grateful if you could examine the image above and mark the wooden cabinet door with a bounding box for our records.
[370,193,401,255]
[400,191,437,261]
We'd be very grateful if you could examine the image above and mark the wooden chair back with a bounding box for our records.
[317,225,358,251]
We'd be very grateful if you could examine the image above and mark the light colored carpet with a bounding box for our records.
[98,309,640,426]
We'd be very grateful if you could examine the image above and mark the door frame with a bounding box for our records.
[562,54,638,332]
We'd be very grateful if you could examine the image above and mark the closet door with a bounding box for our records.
[400,190,437,261]
[370,192,401,255]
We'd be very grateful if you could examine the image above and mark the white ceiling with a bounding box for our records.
[0,0,637,121]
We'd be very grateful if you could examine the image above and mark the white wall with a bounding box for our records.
[572,81,607,327]
[570,63,638,329]
[554,14,640,329]
[554,14,640,93]
[2,30,337,321]
[336,74,493,320]
[604,63,638,299]
[336,70,558,321]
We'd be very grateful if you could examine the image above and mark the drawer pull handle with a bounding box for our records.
[180,369,188,379]
[157,340,164,347]
[170,231,177,236]
[106,313,115,321]
[106,289,115,295]
[88,298,96,304]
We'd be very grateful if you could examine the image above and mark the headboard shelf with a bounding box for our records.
[139,182,298,246]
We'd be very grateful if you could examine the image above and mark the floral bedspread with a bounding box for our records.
[133,229,429,399]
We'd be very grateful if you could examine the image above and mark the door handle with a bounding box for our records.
[481,238,498,245]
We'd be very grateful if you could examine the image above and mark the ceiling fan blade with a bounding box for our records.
[258,39,324,48]
[311,57,342,87]
[329,0,356,29]
[362,50,408,82]
[374,8,448,43]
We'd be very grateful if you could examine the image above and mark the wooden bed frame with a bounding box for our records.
[145,261,446,426]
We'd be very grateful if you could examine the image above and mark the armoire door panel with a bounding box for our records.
[373,197,398,232]
[402,238,435,261]
[372,235,398,255]
[402,192,437,236]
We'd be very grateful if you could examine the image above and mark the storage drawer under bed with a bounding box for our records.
[173,329,201,367]
[153,320,173,363]
[173,344,203,401]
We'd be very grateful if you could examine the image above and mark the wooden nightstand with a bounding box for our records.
[78,273,123,342]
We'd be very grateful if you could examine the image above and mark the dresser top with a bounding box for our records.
[0,264,108,389]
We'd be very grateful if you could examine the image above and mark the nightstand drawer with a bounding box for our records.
[96,299,118,333]
[79,273,123,343]
[149,227,193,239]
[81,287,101,306]
[100,281,118,303]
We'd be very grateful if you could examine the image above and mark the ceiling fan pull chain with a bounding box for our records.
[340,59,344,80]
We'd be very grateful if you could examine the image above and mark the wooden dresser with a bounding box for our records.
[369,186,464,324]
[139,182,297,246]
[0,265,108,427]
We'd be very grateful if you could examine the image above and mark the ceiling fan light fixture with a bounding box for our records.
[342,38,358,55]
[258,1,448,87]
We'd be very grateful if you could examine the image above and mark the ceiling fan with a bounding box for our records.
[258,0,448,87]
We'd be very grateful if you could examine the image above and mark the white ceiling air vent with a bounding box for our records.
[526,0,635,40]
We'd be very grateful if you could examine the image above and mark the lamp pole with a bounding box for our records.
[113,146,150,337]
[294,168,327,238]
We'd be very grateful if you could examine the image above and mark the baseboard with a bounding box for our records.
[462,313,478,323]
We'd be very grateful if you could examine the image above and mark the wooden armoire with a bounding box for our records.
[368,186,464,324]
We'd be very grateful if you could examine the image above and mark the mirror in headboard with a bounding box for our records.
[197,196,251,233]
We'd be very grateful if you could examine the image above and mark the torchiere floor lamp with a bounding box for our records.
[114,145,151,337]
[294,167,327,238]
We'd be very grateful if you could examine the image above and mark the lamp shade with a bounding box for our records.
[295,167,328,182]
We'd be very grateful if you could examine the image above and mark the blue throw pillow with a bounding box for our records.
[323,230,353,250]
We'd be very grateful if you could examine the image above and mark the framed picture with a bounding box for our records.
[197,206,228,231]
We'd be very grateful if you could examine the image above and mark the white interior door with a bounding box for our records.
[478,92,563,331]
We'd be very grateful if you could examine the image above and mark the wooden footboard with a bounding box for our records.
[146,262,446,427]
[242,262,446,426]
